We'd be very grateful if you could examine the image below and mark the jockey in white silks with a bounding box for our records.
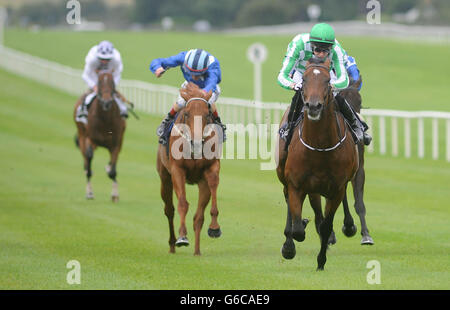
[75,40,128,124]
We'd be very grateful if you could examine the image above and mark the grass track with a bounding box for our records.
[0,68,449,289]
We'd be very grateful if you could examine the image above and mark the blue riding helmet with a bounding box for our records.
[97,40,114,60]
[183,49,210,76]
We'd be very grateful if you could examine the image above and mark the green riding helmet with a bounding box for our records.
[309,23,335,45]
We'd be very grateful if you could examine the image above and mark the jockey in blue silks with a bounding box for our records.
[346,56,362,91]
[150,49,225,145]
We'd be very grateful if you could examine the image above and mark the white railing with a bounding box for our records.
[1,45,449,162]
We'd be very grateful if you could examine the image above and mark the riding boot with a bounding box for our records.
[156,112,175,145]
[335,94,364,144]
[284,91,304,151]
[361,120,372,146]
[213,115,227,142]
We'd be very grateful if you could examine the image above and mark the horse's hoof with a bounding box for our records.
[207,228,222,238]
[361,235,374,245]
[175,236,189,247]
[86,193,94,200]
[328,231,337,245]
[111,195,119,203]
[302,218,309,228]
[342,224,357,237]
[281,240,296,260]
[316,266,325,271]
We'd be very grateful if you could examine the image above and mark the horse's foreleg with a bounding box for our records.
[159,166,176,253]
[287,183,307,243]
[281,186,296,259]
[193,179,211,256]
[107,147,121,202]
[317,193,343,270]
[308,194,336,245]
[204,161,221,239]
[171,167,189,247]
[85,139,95,199]
[342,189,357,238]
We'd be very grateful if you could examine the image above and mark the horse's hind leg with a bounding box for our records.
[352,163,374,245]
[193,179,211,256]
[342,190,357,238]
[204,161,221,238]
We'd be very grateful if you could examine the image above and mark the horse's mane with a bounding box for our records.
[308,57,326,65]
[180,82,212,102]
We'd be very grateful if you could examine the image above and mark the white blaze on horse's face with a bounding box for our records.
[313,69,321,75]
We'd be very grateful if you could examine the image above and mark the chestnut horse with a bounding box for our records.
[156,82,223,255]
[339,77,374,245]
[73,71,126,202]
[276,58,359,270]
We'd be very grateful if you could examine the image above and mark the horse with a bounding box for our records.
[73,71,126,202]
[156,82,223,256]
[276,58,359,270]
[339,76,374,245]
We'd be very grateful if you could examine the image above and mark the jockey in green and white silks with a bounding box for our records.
[278,33,349,91]
[75,40,128,124]
[278,23,371,146]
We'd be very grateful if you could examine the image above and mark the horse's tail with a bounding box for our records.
[74,134,80,149]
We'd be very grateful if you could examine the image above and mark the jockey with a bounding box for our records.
[75,40,128,123]
[277,23,371,146]
[149,48,225,145]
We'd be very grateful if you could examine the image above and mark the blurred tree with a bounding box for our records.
[234,0,304,27]
[134,0,163,24]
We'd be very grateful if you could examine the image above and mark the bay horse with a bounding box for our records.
[73,71,126,202]
[156,82,223,255]
[276,58,359,270]
[339,76,374,245]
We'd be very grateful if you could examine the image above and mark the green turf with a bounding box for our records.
[0,68,449,290]
[4,29,450,111]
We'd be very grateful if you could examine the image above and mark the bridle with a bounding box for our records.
[171,97,215,152]
[97,72,115,111]
[298,63,347,152]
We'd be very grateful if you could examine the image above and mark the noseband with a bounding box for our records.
[97,73,115,111]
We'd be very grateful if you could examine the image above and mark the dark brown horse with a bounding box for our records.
[276,58,359,270]
[339,77,374,245]
[156,82,222,255]
[73,71,126,202]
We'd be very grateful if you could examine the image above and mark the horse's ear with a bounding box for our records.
[180,87,189,101]
[204,90,213,101]
[353,75,362,89]
[324,57,331,69]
